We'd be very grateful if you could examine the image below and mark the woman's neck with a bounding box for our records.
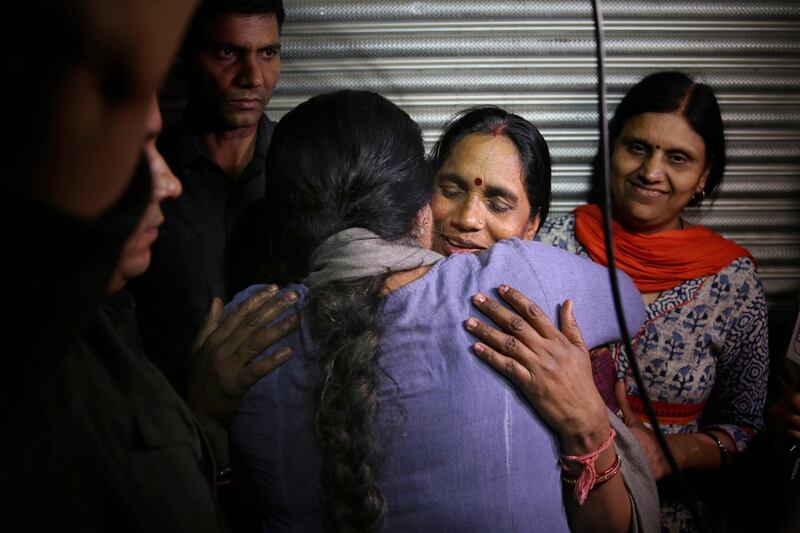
[382,265,434,295]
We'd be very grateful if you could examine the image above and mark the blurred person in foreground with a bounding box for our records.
[2,2,294,529]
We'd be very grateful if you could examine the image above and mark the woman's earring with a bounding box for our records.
[691,189,706,204]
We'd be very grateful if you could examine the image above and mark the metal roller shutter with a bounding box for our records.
[157,2,798,345]
[269,1,800,335]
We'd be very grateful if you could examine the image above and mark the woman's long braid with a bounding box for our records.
[309,275,389,532]
[262,90,432,531]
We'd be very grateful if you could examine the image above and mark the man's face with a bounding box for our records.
[189,13,281,130]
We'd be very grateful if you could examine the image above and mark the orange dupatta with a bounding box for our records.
[573,204,755,293]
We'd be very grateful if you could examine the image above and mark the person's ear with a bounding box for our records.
[412,204,434,249]
[696,163,711,195]
[522,211,541,240]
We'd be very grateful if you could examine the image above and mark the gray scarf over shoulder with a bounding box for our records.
[303,228,444,288]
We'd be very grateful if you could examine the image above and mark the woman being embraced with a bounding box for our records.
[428,106,625,411]
[228,91,657,532]
[534,71,769,531]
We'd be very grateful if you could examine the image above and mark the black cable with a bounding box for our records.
[588,1,709,531]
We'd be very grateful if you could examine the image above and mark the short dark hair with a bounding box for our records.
[429,106,552,225]
[184,0,286,52]
[197,0,284,28]
[606,71,726,206]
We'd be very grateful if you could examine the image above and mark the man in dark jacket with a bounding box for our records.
[131,0,286,393]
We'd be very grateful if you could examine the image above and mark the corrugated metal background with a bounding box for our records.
[163,1,799,347]
[267,1,800,326]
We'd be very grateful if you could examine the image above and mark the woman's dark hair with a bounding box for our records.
[595,71,726,207]
[429,106,552,225]
[263,90,431,532]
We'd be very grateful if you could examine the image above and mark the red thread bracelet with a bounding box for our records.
[562,453,622,486]
[560,428,617,505]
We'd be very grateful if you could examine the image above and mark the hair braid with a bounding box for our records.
[310,276,389,532]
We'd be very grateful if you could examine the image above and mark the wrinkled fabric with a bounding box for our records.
[574,204,755,292]
[230,239,655,532]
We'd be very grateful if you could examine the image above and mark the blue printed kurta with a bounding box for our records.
[537,213,769,532]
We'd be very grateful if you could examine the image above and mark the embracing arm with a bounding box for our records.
[186,285,299,469]
[513,241,646,350]
[465,285,653,533]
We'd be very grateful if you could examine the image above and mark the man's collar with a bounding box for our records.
[177,113,275,183]
[245,116,274,177]
[176,112,272,171]
[175,112,210,166]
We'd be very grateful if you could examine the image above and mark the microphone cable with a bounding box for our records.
[588,1,710,530]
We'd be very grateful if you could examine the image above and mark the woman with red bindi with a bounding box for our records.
[428,107,551,256]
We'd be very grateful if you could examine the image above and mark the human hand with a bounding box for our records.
[187,285,299,427]
[614,382,672,480]
[465,284,610,455]
[770,385,800,441]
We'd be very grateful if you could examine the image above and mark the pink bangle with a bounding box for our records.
[560,428,617,505]
[562,453,622,486]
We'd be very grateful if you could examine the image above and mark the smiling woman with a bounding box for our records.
[228,91,656,533]
[535,71,769,532]
[611,112,710,234]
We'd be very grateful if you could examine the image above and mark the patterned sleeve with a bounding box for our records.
[534,213,582,253]
[703,257,769,451]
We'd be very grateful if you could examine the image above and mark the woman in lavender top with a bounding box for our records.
[229,91,656,532]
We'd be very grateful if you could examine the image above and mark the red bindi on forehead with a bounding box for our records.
[474,178,483,186]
